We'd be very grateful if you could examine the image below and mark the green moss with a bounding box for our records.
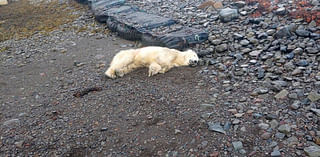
[0,0,84,42]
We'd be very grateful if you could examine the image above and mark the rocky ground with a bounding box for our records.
[1,0,320,156]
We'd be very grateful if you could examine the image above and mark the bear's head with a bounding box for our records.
[183,49,199,66]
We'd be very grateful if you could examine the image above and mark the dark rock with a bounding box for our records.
[305,135,313,141]
[275,26,292,38]
[266,114,277,120]
[249,18,263,24]
[295,29,311,37]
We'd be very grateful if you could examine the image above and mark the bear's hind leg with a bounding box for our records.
[148,63,162,77]
[159,65,174,74]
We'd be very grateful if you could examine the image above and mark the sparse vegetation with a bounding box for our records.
[0,0,85,41]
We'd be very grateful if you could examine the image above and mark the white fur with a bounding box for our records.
[105,46,199,79]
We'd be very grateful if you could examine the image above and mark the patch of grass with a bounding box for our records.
[0,0,85,42]
[0,46,10,52]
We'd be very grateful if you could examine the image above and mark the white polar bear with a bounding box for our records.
[105,46,199,79]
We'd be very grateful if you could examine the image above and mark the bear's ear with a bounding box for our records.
[185,49,195,53]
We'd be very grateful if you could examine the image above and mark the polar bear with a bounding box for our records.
[105,46,199,79]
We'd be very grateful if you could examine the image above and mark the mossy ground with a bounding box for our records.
[0,0,85,42]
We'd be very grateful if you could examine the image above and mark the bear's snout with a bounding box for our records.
[189,60,198,66]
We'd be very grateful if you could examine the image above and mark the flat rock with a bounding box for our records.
[249,50,262,57]
[310,108,320,117]
[270,120,279,129]
[278,124,291,134]
[240,39,250,46]
[271,150,281,157]
[232,141,243,151]
[275,89,289,99]
[304,146,320,157]
[3,119,20,126]
[216,44,228,53]
[308,92,320,102]
[275,7,286,15]
[14,141,24,148]
[272,81,288,87]
[233,33,244,40]
[275,132,285,139]
[219,8,239,22]
[200,103,215,109]
[285,136,299,146]
[211,39,222,45]
[292,68,302,76]
[232,119,241,124]
[306,47,318,54]
[258,123,270,130]
[261,132,272,140]
[291,101,301,110]
[295,29,310,37]
[208,122,226,134]
[233,1,246,8]
[296,59,309,67]
[275,26,292,38]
